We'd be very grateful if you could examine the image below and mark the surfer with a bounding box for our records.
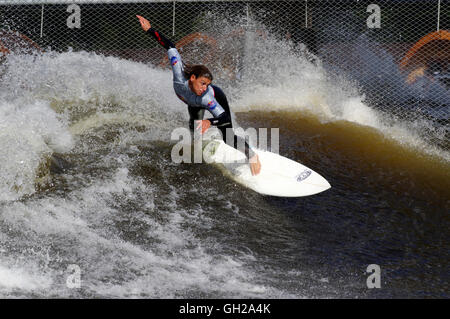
[137,15,261,176]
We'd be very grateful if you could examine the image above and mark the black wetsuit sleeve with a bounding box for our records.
[146,27,175,50]
[207,113,232,128]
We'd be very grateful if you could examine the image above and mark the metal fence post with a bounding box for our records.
[437,0,441,32]
[40,4,44,38]
[305,0,308,28]
[172,0,176,36]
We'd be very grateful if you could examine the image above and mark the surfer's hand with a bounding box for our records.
[196,120,211,134]
[249,154,261,176]
[136,15,151,31]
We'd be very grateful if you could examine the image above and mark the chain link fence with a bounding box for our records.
[1,0,449,152]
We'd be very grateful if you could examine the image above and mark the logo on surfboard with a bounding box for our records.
[296,169,312,182]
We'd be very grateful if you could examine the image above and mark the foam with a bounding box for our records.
[0,264,52,292]
[0,99,74,200]
[0,164,274,298]
[0,50,190,199]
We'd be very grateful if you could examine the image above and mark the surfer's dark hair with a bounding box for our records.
[183,64,213,81]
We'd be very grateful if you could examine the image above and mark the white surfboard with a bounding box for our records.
[203,140,331,197]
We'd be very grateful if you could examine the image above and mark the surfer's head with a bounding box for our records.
[184,65,213,96]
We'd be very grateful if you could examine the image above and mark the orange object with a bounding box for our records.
[400,30,450,70]
[0,30,41,56]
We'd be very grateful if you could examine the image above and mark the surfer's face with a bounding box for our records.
[189,75,211,96]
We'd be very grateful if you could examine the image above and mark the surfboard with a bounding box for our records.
[203,140,331,197]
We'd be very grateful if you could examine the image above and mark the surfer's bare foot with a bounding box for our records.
[250,154,261,176]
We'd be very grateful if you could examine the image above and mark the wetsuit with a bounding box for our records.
[146,27,255,159]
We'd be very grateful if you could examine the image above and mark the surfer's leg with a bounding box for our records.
[188,105,205,132]
[218,124,254,159]
[211,85,255,159]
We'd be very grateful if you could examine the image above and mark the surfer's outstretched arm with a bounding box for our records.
[137,15,175,50]
[137,16,185,86]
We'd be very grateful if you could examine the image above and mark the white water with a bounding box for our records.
[1,166,275,297]
[228,31,450,162]
[0,99,73,201]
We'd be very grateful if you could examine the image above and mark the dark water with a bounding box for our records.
[0,46,448,298]
[238,112,449,298]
